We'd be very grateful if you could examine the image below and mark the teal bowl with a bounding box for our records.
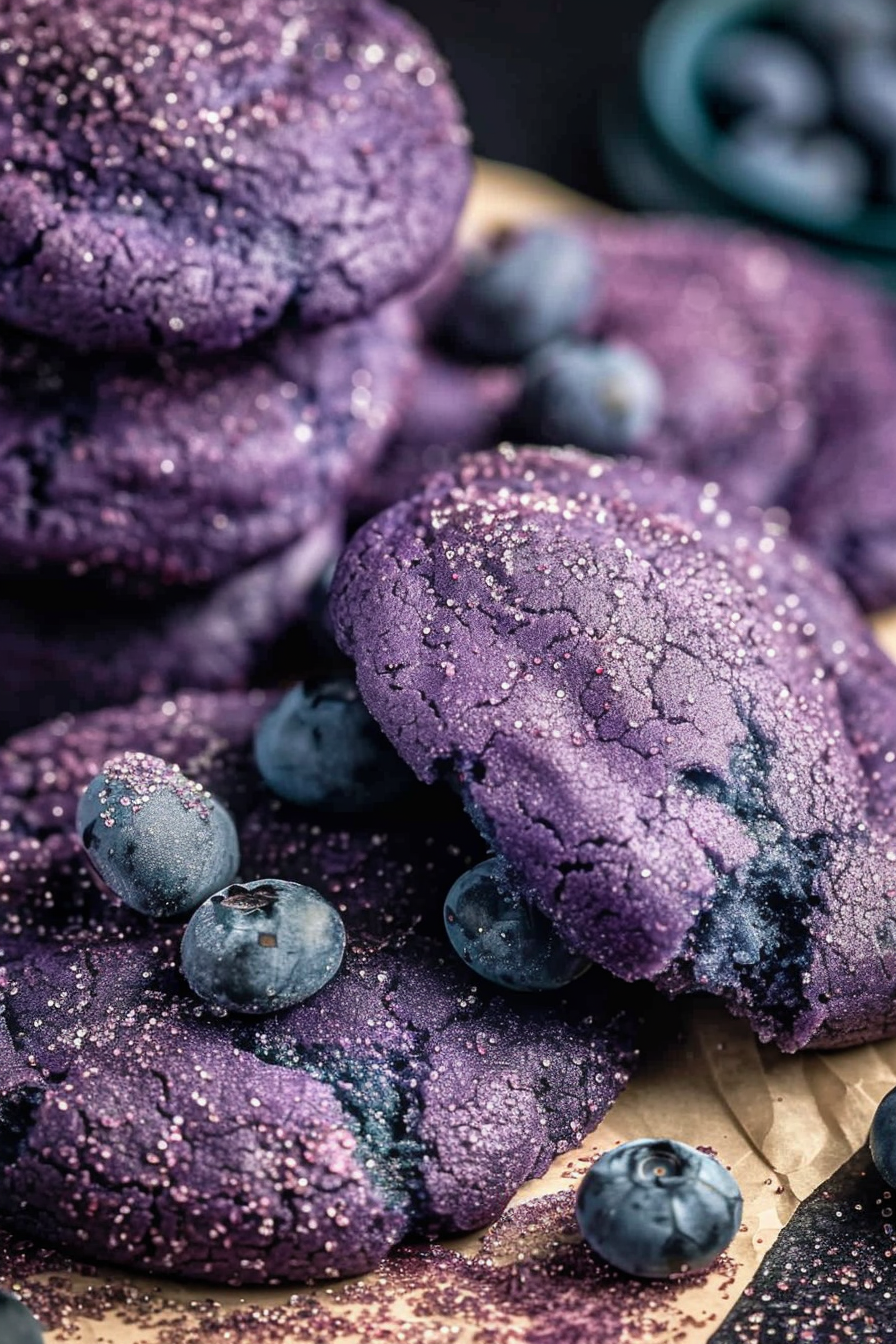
[638,0,896,281]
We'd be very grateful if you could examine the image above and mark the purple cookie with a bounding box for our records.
[0,519,338,738]
[332,446,896,1051]
[584,220,896,612]
[442,219,896,610]
[0,0,470,354]
[0,304,413,595]
[349,353,519,519]
[784,364,896,615]
[582,219,838,504]
[0,691,640,1284]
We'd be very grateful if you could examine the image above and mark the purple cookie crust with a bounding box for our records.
[440,218,896,611]
[332,446,896,1051]
[785,371,896,615]
[588,220,896,612]
[0,691,640,1284]
[349,353,519,519]
[581,219,835,505]
[0,0,470,353]
[0,304,413,594]
[0,518,338,739]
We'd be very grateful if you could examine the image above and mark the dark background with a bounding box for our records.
[403,0,665,200]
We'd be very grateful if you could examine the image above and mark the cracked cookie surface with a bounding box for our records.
[0,304,412,594]
[0,690,639,1283]
[0,0,470,351]
[332,446,896,1050]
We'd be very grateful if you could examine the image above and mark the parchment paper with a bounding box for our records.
[19,169,896,1344]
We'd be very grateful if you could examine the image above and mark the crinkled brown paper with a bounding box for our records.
[23,171,896,1344]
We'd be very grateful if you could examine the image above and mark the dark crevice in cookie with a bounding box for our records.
[678,712,829,1035]
[0,1084,45,1167]
[247,1038,426,1220]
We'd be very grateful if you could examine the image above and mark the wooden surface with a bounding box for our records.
[19,160,896,1343]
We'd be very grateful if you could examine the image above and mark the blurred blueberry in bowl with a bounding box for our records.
[721,120,869,225]
[838,46,896,152]
[703,29,830,130]
[792,0,896,52]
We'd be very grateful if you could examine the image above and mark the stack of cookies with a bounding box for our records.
[0,0,471,735]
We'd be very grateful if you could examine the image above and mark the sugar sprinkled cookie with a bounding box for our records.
[0,690,641,1283]
[0,303,413,594]
[0,0,470,351]
[332,446,896,1050]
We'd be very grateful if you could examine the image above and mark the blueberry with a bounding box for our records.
[704,30,830,130]
[444,857,591,992]
[723,121,869,223]
[516,340,664,453]
[77,753,240,919]
[181,879,346,1014]
[838,46,896,151]
[254,678,415,813]
[870,1085,896,1187]
[576,1139,743,1279]
[0,1290,44,1344]
[442,227,600,363]
[792,0,896,52]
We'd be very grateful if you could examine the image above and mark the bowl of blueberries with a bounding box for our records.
[640,0,896,278]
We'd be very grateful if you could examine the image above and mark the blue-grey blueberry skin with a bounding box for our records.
[870,1086,896,1188]
[76,755,240,919]
[704,30,830,130]
[576,1139,743,1279]
[838,47,896,152]
[722,122,869,224]
[0,1290,44,1344]
[254,679,416,814]
[517,340,664,453]
[181,879,346,1015]
[792,0,896,52]
[443,857,591,992]
[442,227,601,364]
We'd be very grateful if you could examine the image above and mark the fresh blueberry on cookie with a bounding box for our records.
[0,1290,43,1344]
[870,1086,896,1188]
[444,858,591,991]
[254,679,415,813]
[181,879,346,1014]
[517,340,664,451]
[443,226,600,362]
[77,753,239,918]
[576,1140,743,1278]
